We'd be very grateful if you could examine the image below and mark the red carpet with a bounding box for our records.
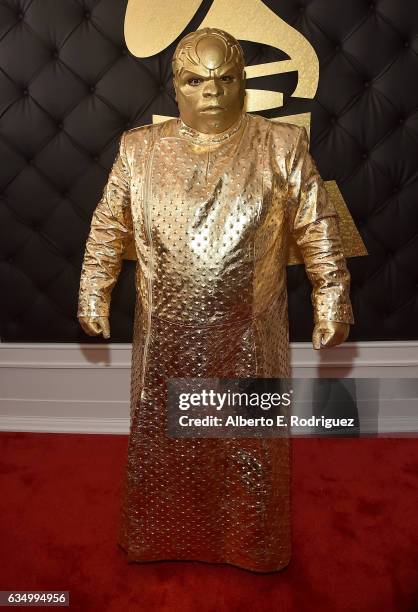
[0,433,417,611]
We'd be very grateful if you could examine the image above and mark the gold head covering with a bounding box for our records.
[172,27,246,134]
[172,27,245,78]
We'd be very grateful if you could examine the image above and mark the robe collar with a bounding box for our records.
[178,111,247,145]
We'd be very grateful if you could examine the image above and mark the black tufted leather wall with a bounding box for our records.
[0,0,417,342]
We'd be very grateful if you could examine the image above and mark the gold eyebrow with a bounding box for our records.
[181,69,236,80]
[181,71,207,79]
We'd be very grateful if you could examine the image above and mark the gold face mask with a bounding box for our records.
[172,28,246,135]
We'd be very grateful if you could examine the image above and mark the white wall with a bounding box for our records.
[0,342,417,434]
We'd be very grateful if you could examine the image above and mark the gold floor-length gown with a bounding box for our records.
[78,112,353,572]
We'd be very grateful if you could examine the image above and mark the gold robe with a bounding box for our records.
[78,112,353,572]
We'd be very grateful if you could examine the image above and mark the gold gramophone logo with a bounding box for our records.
[124,0,367,262]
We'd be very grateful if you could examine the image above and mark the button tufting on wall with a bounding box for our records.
[0,0,416,343]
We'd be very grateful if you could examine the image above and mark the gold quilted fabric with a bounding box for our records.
[78,112,353,571]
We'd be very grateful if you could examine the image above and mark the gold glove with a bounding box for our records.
[78,316,110,339]
[312,320,349,350]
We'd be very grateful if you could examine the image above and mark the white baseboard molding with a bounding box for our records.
[0,342,417,434]
[0,415,129,434]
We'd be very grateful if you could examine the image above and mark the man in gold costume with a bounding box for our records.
[78,28,354,572]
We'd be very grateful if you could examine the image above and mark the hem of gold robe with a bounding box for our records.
[116,540,292,574]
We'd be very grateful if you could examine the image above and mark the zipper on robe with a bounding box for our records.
[139,132,157,397]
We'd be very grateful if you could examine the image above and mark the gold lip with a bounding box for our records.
[200,106,225,112]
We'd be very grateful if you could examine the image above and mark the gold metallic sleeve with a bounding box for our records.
[78,132,133,317]
[288,127,354,325]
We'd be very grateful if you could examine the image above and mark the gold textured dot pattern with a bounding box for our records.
[79,112,353,572]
